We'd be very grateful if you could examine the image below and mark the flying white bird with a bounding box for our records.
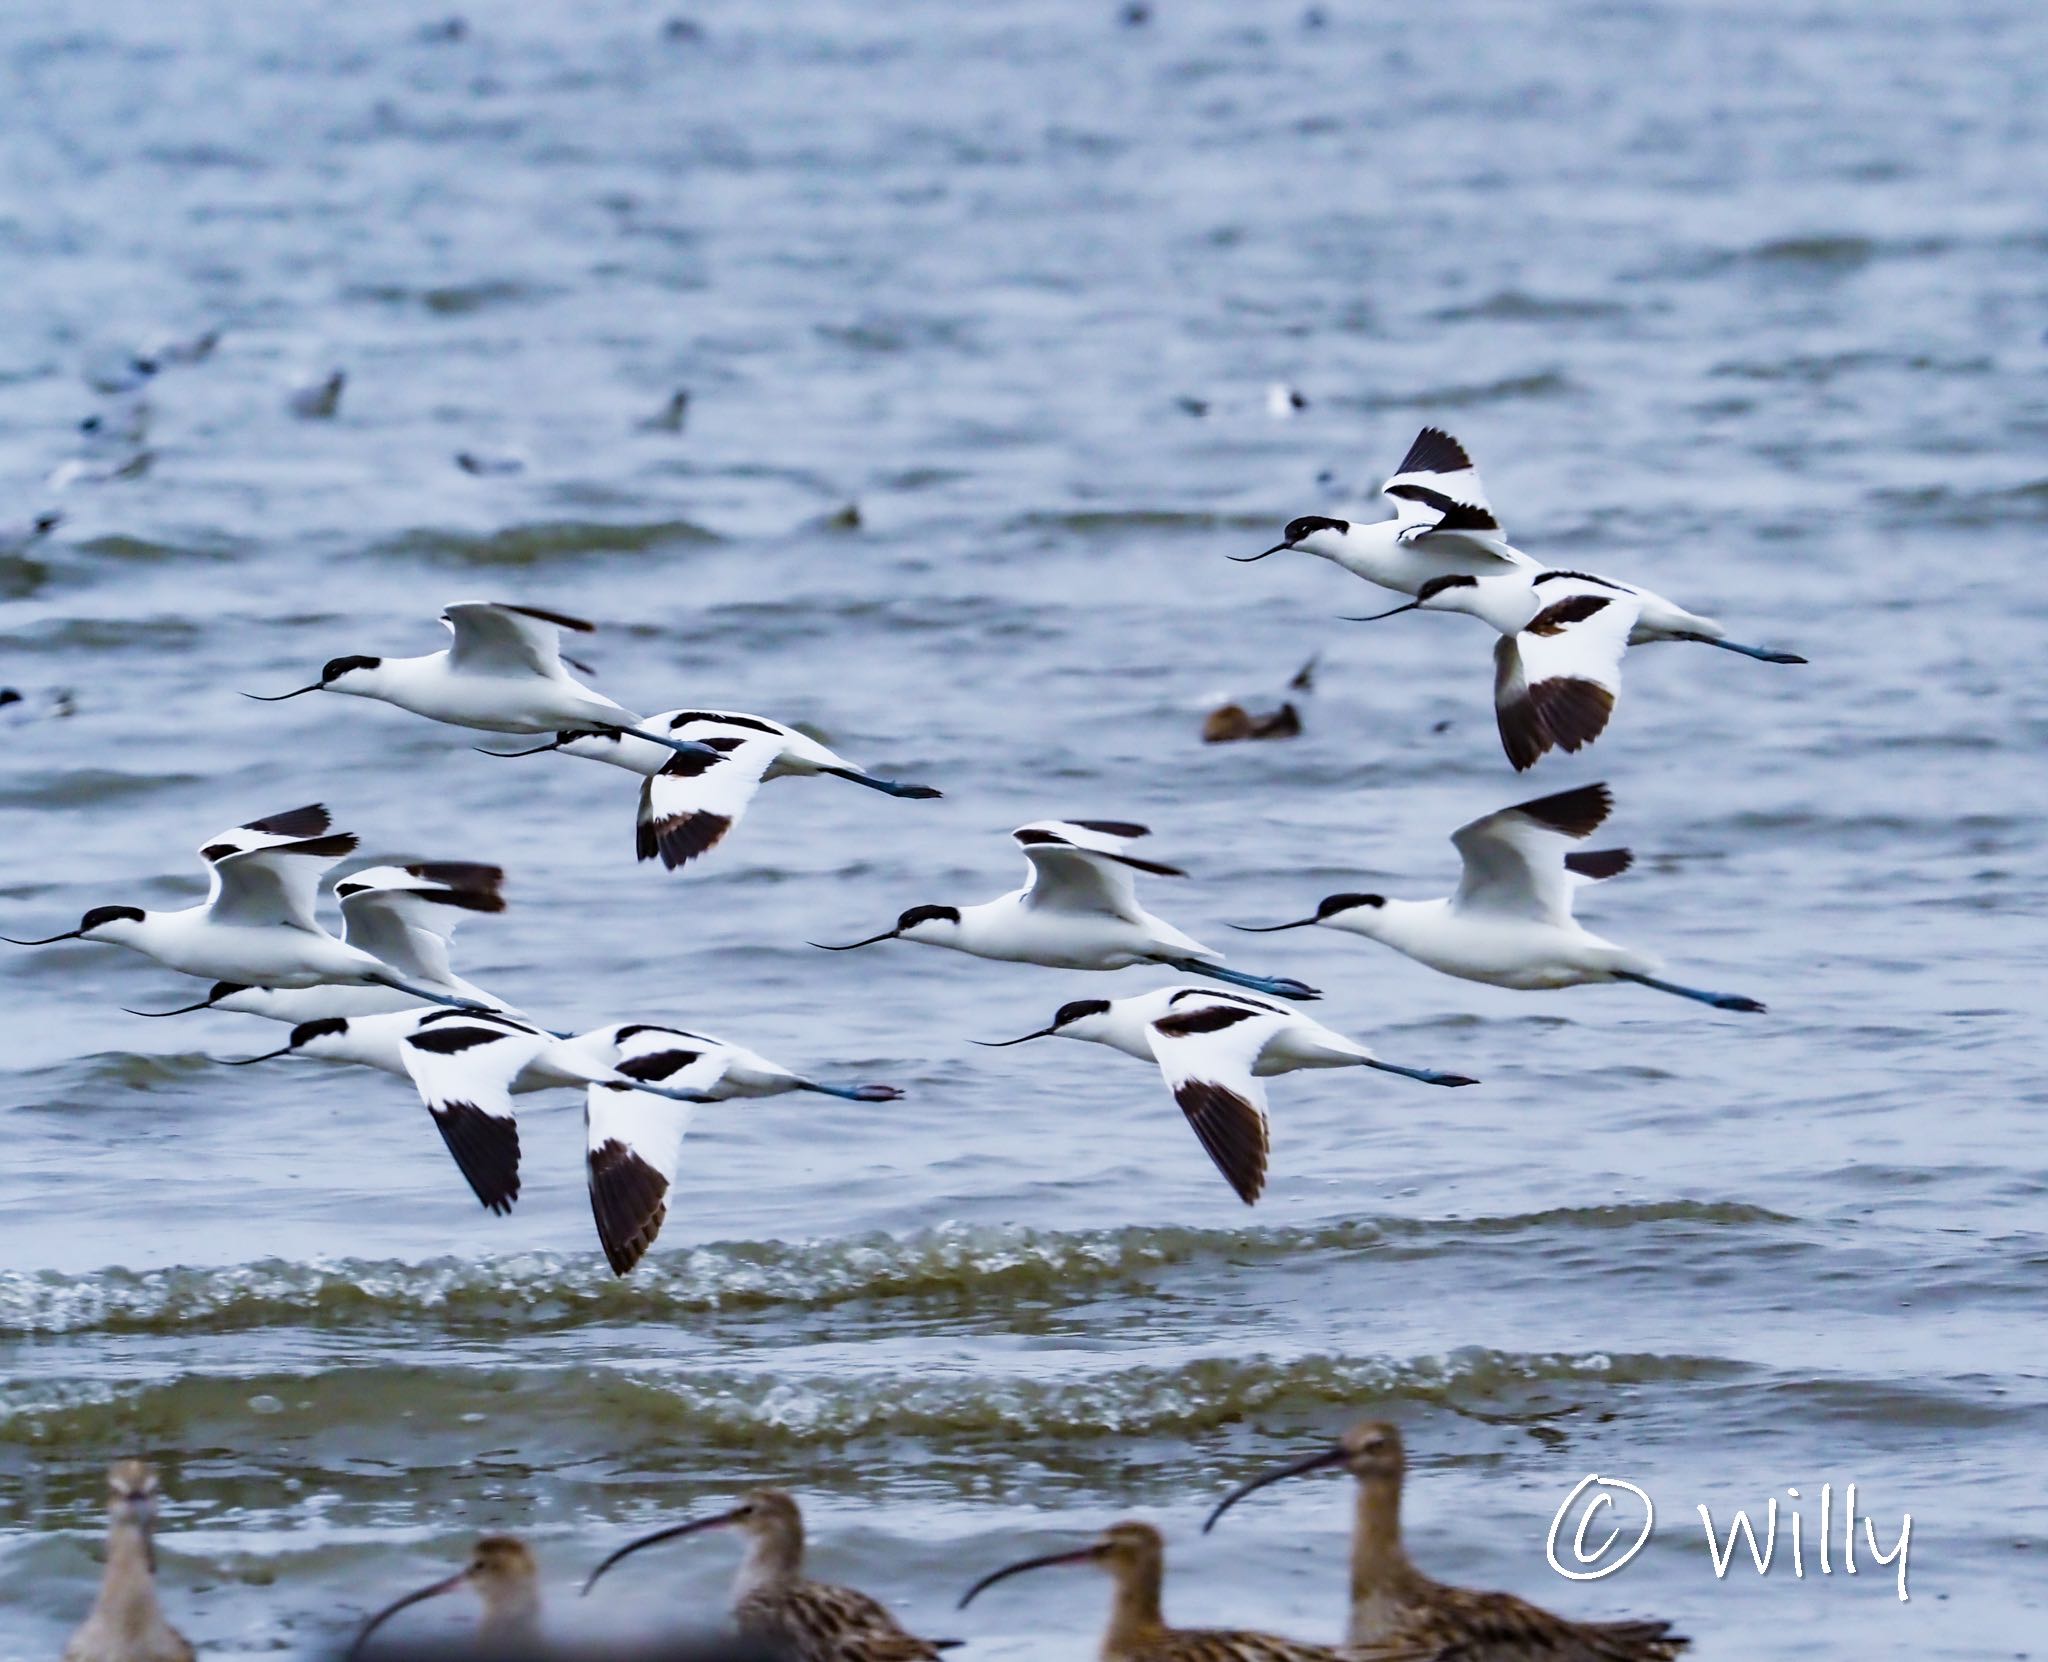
[3,806,488,1010]
[1233,782,1766,1013]
[244,601,719,761]
[1236,427,1536,595]
[975,985,1476,1204]
[1349,568,1806,770]
[483,708,940,870]
[813,820,1318,1002]
[127,860,513,1022]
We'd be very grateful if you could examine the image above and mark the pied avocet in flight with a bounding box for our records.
[128,859,516,1021]
[976,986,1475,1205]
[1234,782,1766,1013]
[813,820,1318,1001]
[245,601,719,760]
[3,806,489,1011]
[483,708,940,871]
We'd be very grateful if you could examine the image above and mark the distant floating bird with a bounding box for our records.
[135,327,221,371]
[1237,427,1535,595]
[61,1460,193,1662]
[245,600,719,761]
[583,1488,955,1662]
[78,395,152,448]
[1266,382,1308,419]
[288,368,346,419]
[1233,782,1766,1012]
[129,860,513,1022]
[2,806,489,1011]
[1174,395,1210,418]
[454,447,525,476]
[1349,567,1806,770]
[975,985,1474,1204]
[1204,1421,1690,1660]
[637,388,690,432]
[814,821,1319,1002]
[960,1519,1343,1662]
[351,1535,539,1657]
[220,1008,715,1226]
[47,450,154,492]
[0,509,61,556]
[484,708,939,871]
[1203,654,1316,743]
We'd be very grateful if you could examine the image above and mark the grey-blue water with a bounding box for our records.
[2,0,2043,1656]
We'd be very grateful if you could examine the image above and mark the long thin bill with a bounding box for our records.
[581,1510,737,1595]
[957,1545,1101,1610]
[1203,1444,1349,1533]
[349,1571,466,1656]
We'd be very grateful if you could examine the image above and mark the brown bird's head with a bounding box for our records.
[580,1487,806,1596]
[958,1520,1164,1609]
[1203,1419,1406,1533]
[106,1459,162,1528]
[350,1534,538,1655]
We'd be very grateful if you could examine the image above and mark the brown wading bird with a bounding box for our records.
[351,1535,541,1655]
[1203,655,1318,744]
[1204,1422,1689,1660]
[959,1520,1344,1662]
[62,1461,193,1662]
[583,1487,956,1662]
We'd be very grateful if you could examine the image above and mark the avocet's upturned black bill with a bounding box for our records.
[809,820,1319,1002]
[1234,782,1766,1013]
[975,986,1475,1206]
[244,600,722,761]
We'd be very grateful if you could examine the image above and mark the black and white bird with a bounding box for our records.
[3,807,487,1010]
[974,986,1476,1205]
[129,860,514,1022]
[245,601,718,760]
[1237,427,1535,595]
[814,821,1319,1002]
[484,708,939,871]
[288,368,345,419]
[1350,568,1805,770]
[1234,783,1767,1013]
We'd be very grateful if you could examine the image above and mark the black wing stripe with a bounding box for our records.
[1172,1080,1268,1205]
[588,1136,669,1276]
[430,1101,520,1215]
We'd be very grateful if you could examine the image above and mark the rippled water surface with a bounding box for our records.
[3,0,2045,1656]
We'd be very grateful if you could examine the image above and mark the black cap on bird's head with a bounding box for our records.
[1236,514,1350,563]
[244,654,382,703]
[215,1016,350,1068]
[2,903,144,946]
[1318,893,1384,918]
[974,996,1112,1049]
[810,903,960,953]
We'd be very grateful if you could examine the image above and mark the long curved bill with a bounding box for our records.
[1203,1443,1349,1533]
[808,928,900,952]
[1340,600,1422,622]
[0,928,84,945]
[474,735,576,758]
[349,1570,467,1656]
[957,1543,1103,1609]
[1229,541,1293,563]
[969,1026,1058,1048]
[241,682,324,702]
[125,983,246,1018]
[581,1507,739,1595]
[1226,918,1317,934]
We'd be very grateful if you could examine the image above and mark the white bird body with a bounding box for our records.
[1244,427,1537,595]
[981,985,1475,1204]
[212,861,513,1021]
[1408,566,1716,646]
[3,807,475,1004]
[1239,782,1766,1013]
[817,821,1317,1000]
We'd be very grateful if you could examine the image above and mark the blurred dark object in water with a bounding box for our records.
[1203,655,1317,743]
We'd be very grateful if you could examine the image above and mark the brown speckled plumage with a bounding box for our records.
[961,1520,1346,1662]
[62,1461,194,1662]
[1206,1424,1687,1662]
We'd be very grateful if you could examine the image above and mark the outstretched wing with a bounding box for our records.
[1381,426,1515,560]
[397,1015,549,1214]
[199,804,358,930]
[441,601,593,675]
[334,861,505,983]
[1450,783,1614,924]
[635,731,781,870]
[585,1083,695,1276]
[1144,998,1290,1205]
[1492,585,1640,771]
[1014,820,1183,919]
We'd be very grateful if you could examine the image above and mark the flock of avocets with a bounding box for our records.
[11,427,1801,1281]
[73,1418,1692,1660]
